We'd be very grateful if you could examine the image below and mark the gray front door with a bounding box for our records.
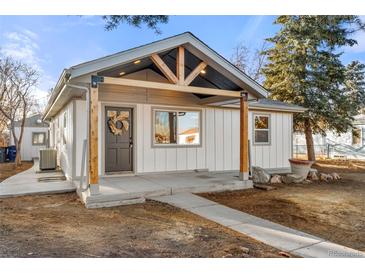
[105,106,133,172]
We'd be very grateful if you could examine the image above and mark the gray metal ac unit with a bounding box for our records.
[39,149,57,170]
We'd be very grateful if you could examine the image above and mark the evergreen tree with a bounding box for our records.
[102,16,169,33]
[262,16,365,161]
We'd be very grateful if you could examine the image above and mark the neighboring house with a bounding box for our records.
[10,114,49,161]
[178,127,200,145]
[293,113,365,159]
[43,32,305,190]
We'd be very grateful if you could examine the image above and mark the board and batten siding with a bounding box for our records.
[71,100,293,177]
[65,67,293,178]
[250,111,293,169]
[50,100,74,179]
[134,105,292,173]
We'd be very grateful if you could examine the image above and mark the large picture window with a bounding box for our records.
[253,114,270,145]
[153,109,201,146]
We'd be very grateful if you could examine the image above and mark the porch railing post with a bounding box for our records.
[239,91,249,181]
[88,75,103,194]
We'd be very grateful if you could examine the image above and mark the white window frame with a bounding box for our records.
[32,132,46,146]
[253,113,271,145]
[152,107,202,148]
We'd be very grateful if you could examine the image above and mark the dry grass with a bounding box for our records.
[201,159,365,251]
[0,194,283,258]
[0,161,33,182]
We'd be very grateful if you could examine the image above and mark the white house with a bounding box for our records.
[43,32,305,200]
[294,113,365,159]
[10,114,49,161]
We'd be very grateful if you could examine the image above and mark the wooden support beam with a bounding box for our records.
[239,92,249,181]
[150,53,178,84]
[176,46,185,85]
[102,76,241,98]
[89,76,100,188]
[184,62,207,86]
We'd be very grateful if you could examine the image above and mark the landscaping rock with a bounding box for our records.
[319,173,329,181]
[239,246,250,254]
[282,174,304,183]
[252,166,270,184]
[307,171,319,181]
[331,173,341,180]
[319,173,338,181]
[270,175,282,184]
[279,251,292,258]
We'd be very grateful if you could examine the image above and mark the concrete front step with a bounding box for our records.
[78,179,253,208]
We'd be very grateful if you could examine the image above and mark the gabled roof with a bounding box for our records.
[14,114,49,128]
[66,32,268,98]
[249,99,307,112]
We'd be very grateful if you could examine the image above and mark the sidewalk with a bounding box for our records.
[0,160,76,198]
[152,193,365,258]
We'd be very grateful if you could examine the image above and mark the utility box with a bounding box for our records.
[39,149,57,170]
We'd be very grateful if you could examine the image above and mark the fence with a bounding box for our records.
[293,143,365,160]
[293,145,328,159]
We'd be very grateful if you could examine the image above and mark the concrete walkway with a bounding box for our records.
[152,193,365,258]
[0,160,76,198]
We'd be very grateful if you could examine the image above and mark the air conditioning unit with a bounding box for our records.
[39,149,57,170]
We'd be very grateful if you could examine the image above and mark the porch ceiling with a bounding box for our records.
[97,48,242,99]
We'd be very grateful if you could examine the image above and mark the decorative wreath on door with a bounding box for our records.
[108,112,129,135]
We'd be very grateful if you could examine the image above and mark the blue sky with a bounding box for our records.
[0,15,364,107]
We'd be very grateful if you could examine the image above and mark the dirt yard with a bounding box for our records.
[0,161,33,182]
[201,159,365,251]
[0,193,284,258]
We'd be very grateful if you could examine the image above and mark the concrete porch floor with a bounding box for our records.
[78,171,253,208]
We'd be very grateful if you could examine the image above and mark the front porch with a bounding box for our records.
[84,45,251,194]
[44,36,258,206]
[78,171,252,208]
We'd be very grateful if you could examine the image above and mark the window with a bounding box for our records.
[253,114,270,144]
[153,109,200,146]
[62,112,67,145]
[32,132,46,146]
[352,128,361,145]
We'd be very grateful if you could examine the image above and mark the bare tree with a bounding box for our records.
[0,112,9,147]
[230,41,268,84]
[230,42,250,73]
[0,56,39,166]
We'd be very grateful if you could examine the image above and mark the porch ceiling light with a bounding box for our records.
[119,72,126,76]
[133,60,141,64]
[200,69,206,74]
